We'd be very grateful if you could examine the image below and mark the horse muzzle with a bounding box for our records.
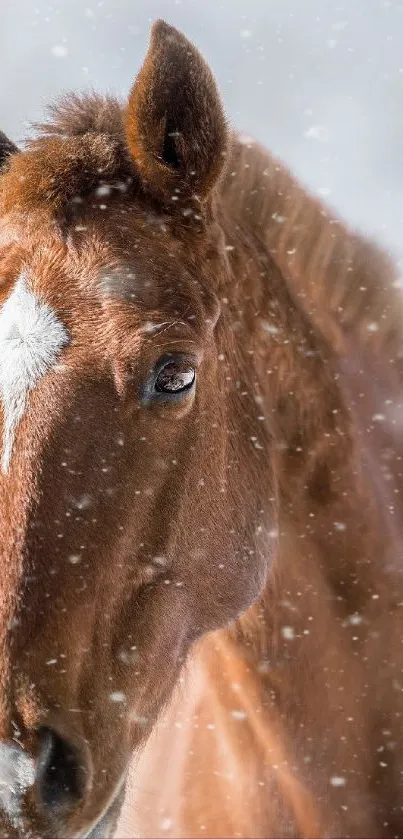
[0,729,93,838]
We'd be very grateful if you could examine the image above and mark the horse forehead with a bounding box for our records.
[0,274,69,472]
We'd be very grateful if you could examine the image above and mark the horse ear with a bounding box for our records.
[125,20,228,203]
[0,132,18,169]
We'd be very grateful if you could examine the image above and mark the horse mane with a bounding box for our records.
[221,137,403,362]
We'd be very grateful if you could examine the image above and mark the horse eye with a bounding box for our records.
[154,360,196,395]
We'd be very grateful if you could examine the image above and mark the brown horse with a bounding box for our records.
[0,19,403,839]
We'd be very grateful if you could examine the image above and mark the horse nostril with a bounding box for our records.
[36,727,89,817]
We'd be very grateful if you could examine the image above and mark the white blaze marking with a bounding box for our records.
[0,274,69,472]
[0,744,35,835]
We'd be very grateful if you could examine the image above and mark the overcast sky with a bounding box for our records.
[1,0,403,260]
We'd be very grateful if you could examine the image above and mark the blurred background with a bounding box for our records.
[1,0,402,260]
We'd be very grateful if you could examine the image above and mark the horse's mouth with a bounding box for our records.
[0,791,124,839]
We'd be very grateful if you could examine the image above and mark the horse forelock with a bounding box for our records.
[0,139,133,230]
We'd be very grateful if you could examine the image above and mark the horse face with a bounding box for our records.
[0,22,274,838]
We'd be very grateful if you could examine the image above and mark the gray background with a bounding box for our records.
[1,0,403,261]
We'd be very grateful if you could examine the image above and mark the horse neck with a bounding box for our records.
[221,133,403,620]
[217,339,403,834]
[198,475,393,835]
[215,152,403,832]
